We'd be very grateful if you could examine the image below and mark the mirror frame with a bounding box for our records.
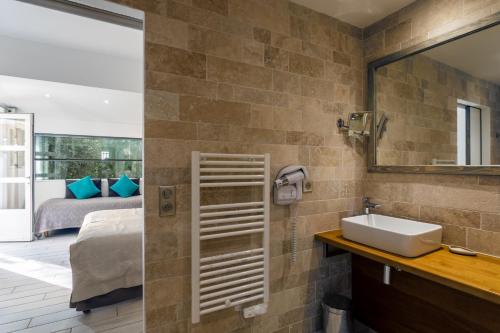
[367,13,500,176]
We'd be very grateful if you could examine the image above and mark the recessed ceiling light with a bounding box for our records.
[44,93,51,98]
[104,100,110,104]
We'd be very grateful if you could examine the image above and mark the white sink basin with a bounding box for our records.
[341,214,442,257]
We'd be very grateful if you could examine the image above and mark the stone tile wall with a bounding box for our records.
[112,0,365,332]
[108,0,499,331]
[364,0,500,256]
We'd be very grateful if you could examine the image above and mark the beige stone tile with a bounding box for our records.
[197,123,231,141]
[301,76,335,101]
[179,95,251,125]
[228,0,290,35]
[242,39,264,66]
[271,32,302,53]
[420,205,480,228]
[409,184,498,213]
[192,0,228,16]
[145,89,179,121]
[384,20,411,47]
[302,110,334,136]
[332,50,351,67]
[467,228,500,256]
[253,27,271,44]
[145,304,177,329]
[145,120,197,140]
[439,224,467,247]
[146,43,206,79]
[249,104,274,129]
[273,70,300,95]
[228,127,286,144]
[146,71,217,98]
[289,53,324,78]
[207,56,273,89]
[310,147,342,167]
[188,25,242,60]
[286,131,324,146]
[145,13,188,49]
[391,202,420,219]
[480,213,500,232]
[301,41,332,61]
[264,46,289,71]
[273,107,302,131]
[216,83,235,100]
[232,86,275,105]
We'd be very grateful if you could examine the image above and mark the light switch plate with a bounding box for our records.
[159,186,176,216]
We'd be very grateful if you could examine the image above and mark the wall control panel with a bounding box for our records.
[159,186,176,216]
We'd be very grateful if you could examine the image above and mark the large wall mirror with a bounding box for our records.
[368,16,500,175]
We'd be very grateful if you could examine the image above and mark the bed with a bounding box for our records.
[35,196,142,234]
[69,208,143,311]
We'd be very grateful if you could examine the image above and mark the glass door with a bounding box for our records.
[0,113,33,241]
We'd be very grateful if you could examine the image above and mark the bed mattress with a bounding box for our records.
[35,196,142,233]
[69,208,143,303]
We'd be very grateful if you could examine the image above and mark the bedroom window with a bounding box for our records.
[34,134,142,180]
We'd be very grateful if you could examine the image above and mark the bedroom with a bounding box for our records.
[0,0,144,331]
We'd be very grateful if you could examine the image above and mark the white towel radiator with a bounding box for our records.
[191,152,270,323]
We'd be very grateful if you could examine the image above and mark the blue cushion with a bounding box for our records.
[67,176,101,199]
[110,175,140,198]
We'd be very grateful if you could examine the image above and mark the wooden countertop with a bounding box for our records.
[315,230,500,305]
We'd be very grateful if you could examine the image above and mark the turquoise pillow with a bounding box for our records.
[110,175,140,198]
[67,176,101,199]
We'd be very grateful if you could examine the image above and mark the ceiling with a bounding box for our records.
[424,24,500,85]
[0,0,142,60]
[291,0,416,28]
[0,75,142,127]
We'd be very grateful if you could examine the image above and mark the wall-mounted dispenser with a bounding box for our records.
[273,165,310,263]
[337,112,371,142]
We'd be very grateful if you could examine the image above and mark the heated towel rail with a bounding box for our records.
[191,152,270,323]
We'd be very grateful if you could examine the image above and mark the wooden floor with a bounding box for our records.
[0,231,143,333]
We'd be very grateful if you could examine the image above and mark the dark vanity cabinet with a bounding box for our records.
[351,255,500,333]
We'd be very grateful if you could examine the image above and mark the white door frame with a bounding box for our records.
[0,113,34,242]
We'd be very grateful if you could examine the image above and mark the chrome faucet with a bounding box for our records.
[363,197,382,215]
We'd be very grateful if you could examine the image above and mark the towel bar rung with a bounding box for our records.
[200,222,264,234]
[200,275,264,293]
[201,168,265,173]
[200,281,264,301]
[200,288,264,308]
[200,160,264,166]
[200,261,264,278]
[200,181,265,187]
[200,208,264,218]
[200,254,264,271]
[200,248,264,263]
[200,202,263,211]
[199,294,264,316]
[200,268,264,286]
[200,215,264,226]
[200,153,265,159]
[200,228,264,240]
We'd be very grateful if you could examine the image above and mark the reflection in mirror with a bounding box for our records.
[374,24,500,166]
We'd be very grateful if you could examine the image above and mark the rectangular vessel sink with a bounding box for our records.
[341,214,442,257]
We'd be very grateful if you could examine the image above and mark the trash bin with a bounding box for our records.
[322,293,353,333]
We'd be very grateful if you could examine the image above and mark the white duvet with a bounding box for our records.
[70,208,143,303]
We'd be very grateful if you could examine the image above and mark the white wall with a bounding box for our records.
[0,35,142,93]
[0,75,142,138]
